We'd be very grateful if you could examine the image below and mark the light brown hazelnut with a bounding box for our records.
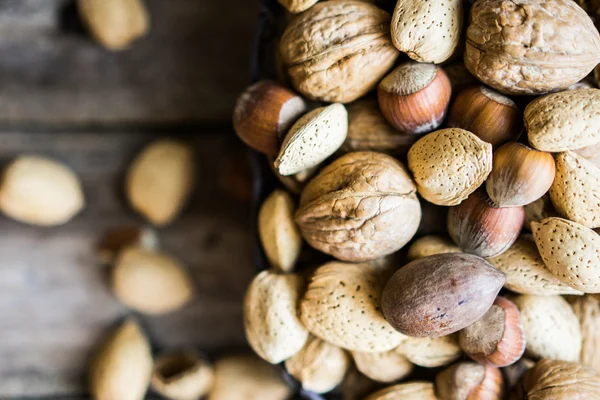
[486,142,555,207]
[233,80,307,155]
[447,86,522,147]
[459,296,526,367]
[447,190,524,258]
[436,361,504,400]
[378,61,451,134]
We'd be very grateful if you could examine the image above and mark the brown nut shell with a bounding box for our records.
[407,128,492,206]
[296,151,420,262]
[381,253,505,337]
[448,86,522,148]
[436,361,504,400]
[465,0,600,95]
[233,80,307,155]
[459,296,526,367]
[486,142,555,207]
[378,62,451,134]
[447,190,524,258]
[280,0,399,103]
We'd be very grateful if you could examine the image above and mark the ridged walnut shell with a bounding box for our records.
[279,0,399,103]
[296,151,420,262]
[465,0,600,95]
[407,128,492,206]
[381,253,505,337]
[518,359,600,400]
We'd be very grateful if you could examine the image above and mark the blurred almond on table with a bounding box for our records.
[151,351,214,400]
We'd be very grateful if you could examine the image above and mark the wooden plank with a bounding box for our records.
[0,132,256,397]
[0,0,258,125]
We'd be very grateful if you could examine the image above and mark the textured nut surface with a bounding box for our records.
[78,0,149,50]
[488,236,583,295]
[532,217,600,293]
[512,294,582,362]
[526,89,600,152]
[342,98,417,155]
[208,354,291,400]
[382,253,505,337]
[569,295,600,373]
[126,139,195,226]
[407,128,492,206]
[151,351,214,400]
[280,0,399,102]
[285,336,350,393]
[300,262,405,352]
[465,0,600,95]
[435,361,504,400]
[575,141,600,169]
[112,247,194,315]
[521,359,600,400]
[90,320,152,400]
[278,0,319,13]
[258,190,302,272]
[523,193,558,231]
[296,152,420,262]
[550,151,600,228]
[391,0,462,63]
[0,156,84,226]
[275,104,348,176]
[407,235,461,261]
[396,335,461,368]
[364,381,438,400]
[244,270,309,364]
[351,348,413,383]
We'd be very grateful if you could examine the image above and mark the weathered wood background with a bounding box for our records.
[0,0,260,397]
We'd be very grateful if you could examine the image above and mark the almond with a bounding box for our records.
[396,335,462,368]
[391,0,462,63]
[407,235,462,261]
[351,349,413,383]
[300,261,406,352]
[364,381,438,400]
[532,217,600,293]
[274,104,348,176]
[112,247,194,315]
[550,151,600,228]
[126,139,195,226]
[407,128,493,206]
[568,295,600,373]
[151,351,214,400]
[512,294,582,362]
[285,336,350,394]
[0,156,84,226]
[487,236,583,296]
[244,270,309,364]
[258,190,302,272]
[89,319,153,400]
[382,253,505,337]
[526,89,600,152]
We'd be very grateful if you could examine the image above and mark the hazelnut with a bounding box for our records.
[436,361,504,400]
[486,142,556,207]
[233,80,307,156]
[447,190,524,258]
[378,61,451,134]
[459,296,526,367]
[447,86,522,147]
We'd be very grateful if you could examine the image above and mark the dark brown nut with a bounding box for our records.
[444,63,479,94]
[378,62,451,134]
[459,296,526,367]
[280,0,399,103]
[381,253,505,337]
[518,359,600,400]
[447,190,524,258]
[486,142,555,207]
[436,361,504,400]
[448,86,522,148]
[341,98,417,155]
[233,80,307,156]
[296,152,421,262]
[465,0,600,95]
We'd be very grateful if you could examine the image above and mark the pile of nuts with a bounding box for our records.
[234,0,600,398]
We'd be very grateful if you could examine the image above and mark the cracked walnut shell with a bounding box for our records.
[279,0,399,103]
[296,151,420,262]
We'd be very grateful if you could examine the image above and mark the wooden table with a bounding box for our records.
[0,1,260,397]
